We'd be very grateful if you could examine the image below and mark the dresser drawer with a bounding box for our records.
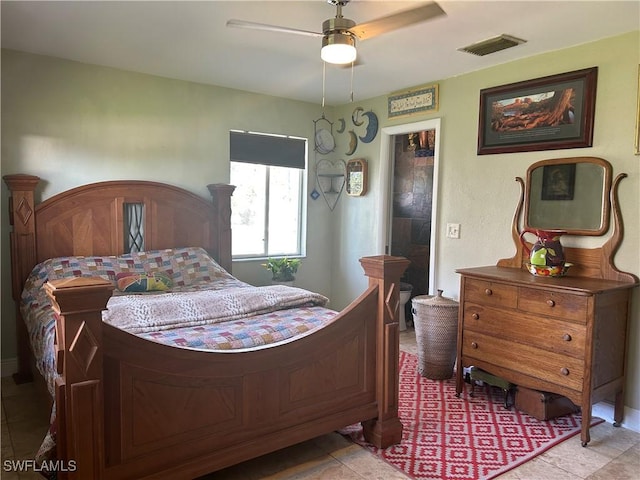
[461,332,584,391]
[462,302,586,357]
[463,278,517,308]
[518,288,588,323]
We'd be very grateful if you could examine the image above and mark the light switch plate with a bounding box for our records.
[446,223,460,239]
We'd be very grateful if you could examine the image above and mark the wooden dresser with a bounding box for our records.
[455,266,635,445]
[455,159,638,446]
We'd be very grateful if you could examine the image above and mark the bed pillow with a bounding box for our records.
[116,272,173,293]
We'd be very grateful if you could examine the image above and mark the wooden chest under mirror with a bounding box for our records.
[455,156,639,447]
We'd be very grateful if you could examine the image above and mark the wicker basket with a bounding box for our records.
[411,290,459,380]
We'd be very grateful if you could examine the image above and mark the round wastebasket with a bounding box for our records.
[411,290,459,380]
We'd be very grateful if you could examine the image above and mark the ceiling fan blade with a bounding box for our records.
[350,2,446,41]
[226,19,323,38]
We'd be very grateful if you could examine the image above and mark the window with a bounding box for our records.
[124,203,144,253]
[230,131,307,259]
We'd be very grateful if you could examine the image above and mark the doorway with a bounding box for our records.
[376,119,441,299]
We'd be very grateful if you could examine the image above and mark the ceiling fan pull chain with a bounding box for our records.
[322,61,326,111]
[350,61,354,102]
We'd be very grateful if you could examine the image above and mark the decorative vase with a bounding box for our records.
[520,229,566,267]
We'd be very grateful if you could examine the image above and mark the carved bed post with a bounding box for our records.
[207,184,236,273]
[45,277,114,480]
[3,174,40,383]
[359,255,410,448]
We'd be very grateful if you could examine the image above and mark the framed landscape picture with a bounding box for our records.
[477,67,598,155]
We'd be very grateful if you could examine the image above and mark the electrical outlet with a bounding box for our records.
[446,223,460,239]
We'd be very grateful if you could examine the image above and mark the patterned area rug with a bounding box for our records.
[340,351,601,480]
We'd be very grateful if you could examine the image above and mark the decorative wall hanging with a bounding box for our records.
[313,115,335,154]
[346,158,368,196]
[352,107,365,126]
[339,107,379,156]
[316,158,346,211]
[336,117,346,134]
[388,84,439,118]
[477,67,598,155]
[358,111,379,143]
[346,130,358,156]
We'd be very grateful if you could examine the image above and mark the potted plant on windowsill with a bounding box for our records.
[262,257,301,285]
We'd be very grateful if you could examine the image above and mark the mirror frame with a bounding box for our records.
[523,156,612,236]
[346,158,368,197]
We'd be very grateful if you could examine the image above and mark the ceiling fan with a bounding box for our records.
[226,0,446,65]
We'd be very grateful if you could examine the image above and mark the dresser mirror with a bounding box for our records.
[524,157,612,236]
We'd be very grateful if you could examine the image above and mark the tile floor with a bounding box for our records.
[2,329,639,479]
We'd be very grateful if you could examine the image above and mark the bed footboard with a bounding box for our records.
[46,255,409,480]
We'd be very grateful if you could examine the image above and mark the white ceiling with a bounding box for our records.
[2,1,639,106]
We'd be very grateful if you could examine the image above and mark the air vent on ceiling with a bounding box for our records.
[458,34,526,56]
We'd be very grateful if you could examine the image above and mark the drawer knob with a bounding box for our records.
[471,342,478,349]
[484,288,493,296]
[472,313,480,320]
[560,367,570,376]
[563,333,572,341]
[547,299,556,307]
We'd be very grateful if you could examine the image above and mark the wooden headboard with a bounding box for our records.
[3,174,235,381]
[4,174,235,291]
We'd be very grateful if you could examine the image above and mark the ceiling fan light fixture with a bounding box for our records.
[321,33,356,64]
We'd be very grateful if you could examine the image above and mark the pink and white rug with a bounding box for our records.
[340,351,601,480]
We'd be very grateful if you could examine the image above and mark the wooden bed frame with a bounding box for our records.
[4,174,410,480]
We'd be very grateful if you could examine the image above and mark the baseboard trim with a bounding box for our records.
[593,401,640,433]
[1,357,18,377]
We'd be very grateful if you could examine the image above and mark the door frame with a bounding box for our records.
[376,118,441,295]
